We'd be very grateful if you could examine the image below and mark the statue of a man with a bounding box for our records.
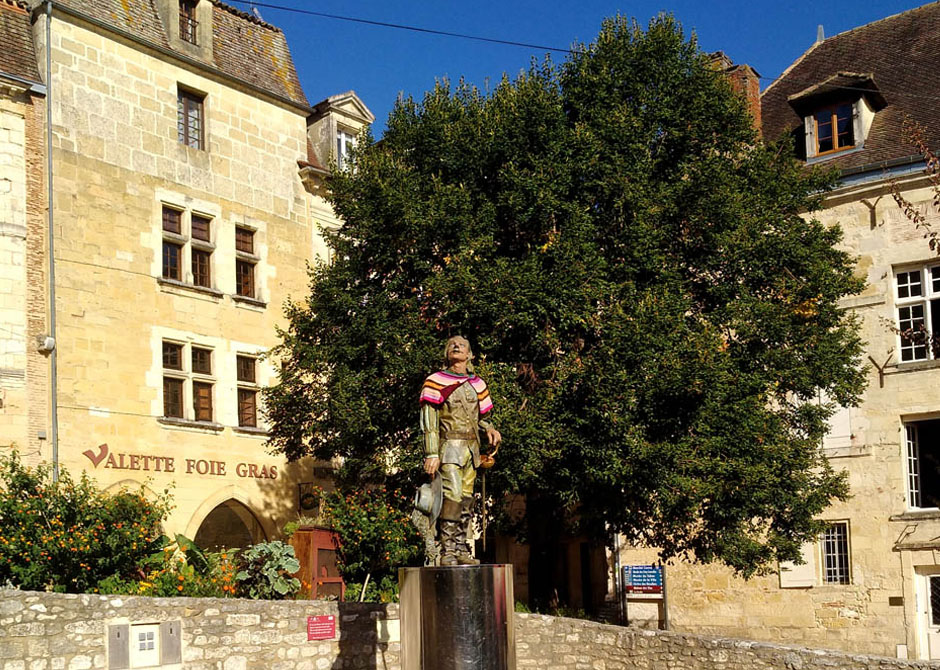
[419,336,502,566]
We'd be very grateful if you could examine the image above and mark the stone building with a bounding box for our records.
[0,0,373,552]
[617,3,940,660]
[0,0,47,465]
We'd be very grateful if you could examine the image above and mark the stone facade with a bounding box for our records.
[2,589,937,670]
[0,0,371,552]
[616,5,940,660]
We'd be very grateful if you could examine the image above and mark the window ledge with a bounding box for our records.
[163,231,187,244]
[232,294,267,309]
[889,509,940,522]
[236,250,261,263]
[823,444,872,459]
[806,144,864,165]
[886,359,940,375]
[233,426,268,437]
[191,239,216,251]
[158,277,224,299]
[157,417,224,432]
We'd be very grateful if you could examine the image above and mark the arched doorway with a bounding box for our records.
[193,499,266,551]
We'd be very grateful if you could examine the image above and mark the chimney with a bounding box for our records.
[709,52,762,136]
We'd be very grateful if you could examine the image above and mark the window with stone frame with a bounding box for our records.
[905,418,940,510]
[160,204,216,291]
[177,87,205,150]
[179,0,199,44]
[894,263,940,362]
[821,522,851,585]
[235,227,258,299]
[161,340,216,423]
[236,355,259,428]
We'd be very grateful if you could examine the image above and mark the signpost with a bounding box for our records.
[622,565,668,630]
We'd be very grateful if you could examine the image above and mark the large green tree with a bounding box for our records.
[265,15,865,577]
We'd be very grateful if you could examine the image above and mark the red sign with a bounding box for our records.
[307,615,336,641]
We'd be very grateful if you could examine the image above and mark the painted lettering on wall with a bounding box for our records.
[82,444,277,480]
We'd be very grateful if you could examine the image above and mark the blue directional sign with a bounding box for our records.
[623,565,663,594]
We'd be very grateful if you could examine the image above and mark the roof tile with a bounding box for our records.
[761,2,940,170]
[0,0,42,84]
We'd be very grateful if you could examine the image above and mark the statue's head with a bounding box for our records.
[444,336,473,371]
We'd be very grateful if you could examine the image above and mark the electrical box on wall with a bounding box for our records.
[108,621,181,669]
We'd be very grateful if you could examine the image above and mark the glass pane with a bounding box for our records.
[192,249,210,287]
[931,577,940,626]
[236,260,254,297]
[932,267,940,294]
[899,304,928,361]
[237,356,255,382]
[192,347,211,374]
[163,342,182,369]
[816,110,833,153]
[162,242,181,280]
[163,377,183,418]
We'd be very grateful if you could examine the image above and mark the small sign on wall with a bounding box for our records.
[307,615,336,641]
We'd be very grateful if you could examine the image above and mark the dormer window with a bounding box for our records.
[787,72,887,163]
[179,0,198,45]
[814,103,854,155]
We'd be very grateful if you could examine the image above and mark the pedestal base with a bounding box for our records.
[399,564,515,670]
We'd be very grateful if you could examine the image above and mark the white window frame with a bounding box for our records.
[336,128,355,170]
[894,263,940,363]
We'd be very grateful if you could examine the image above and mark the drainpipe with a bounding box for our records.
[44,0,59,482]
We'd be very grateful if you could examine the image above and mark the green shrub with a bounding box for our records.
[0,452,171,593]
[122,536,238,598]
[235,541,301,599]
[320,486,424,602]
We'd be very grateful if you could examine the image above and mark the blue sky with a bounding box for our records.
[230,1,925,135]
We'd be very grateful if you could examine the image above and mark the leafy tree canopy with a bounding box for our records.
[265,15,865,576]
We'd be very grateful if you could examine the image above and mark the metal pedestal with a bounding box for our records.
[400,565,515,670]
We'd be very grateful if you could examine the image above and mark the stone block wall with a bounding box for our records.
[2,589,937,670]
[0,590,399,670]
[514,613,936,670]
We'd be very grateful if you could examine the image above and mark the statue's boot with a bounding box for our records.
[439,499,462,567]
[456,496,480,566]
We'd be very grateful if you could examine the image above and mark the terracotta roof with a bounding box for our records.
[51,0,307,106]
[0,0,41,84]
[761,2,940,171]
[211,1,307,106]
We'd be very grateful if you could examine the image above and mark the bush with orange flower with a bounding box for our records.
[0,451,172,593]
[321,486,424,602]
[98,535,239,598]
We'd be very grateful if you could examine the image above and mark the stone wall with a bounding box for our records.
[515,613,936,669]
[0,589,400,670]
[3,589,937,670]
